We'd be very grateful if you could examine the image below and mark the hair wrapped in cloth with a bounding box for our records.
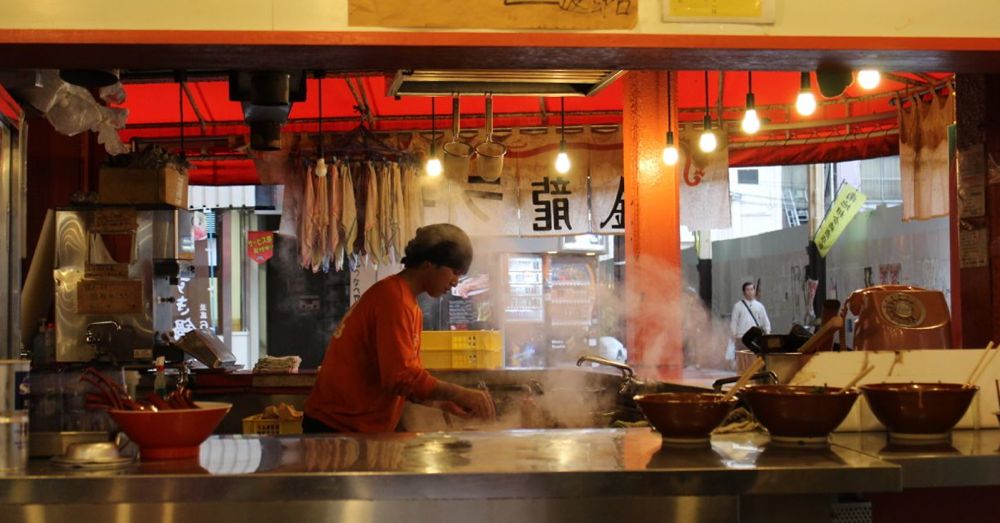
[401,223,473,274]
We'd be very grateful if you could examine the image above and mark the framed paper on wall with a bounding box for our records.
[662,0,777,24]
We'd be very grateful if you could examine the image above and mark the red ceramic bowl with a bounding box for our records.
[108,401,231,460]
[634,393,736,443]
[860,383,976,439]
[744,385,859,444]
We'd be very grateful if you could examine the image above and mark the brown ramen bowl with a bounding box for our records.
[634,393,736,443]
[860,383,976,439]
[744,385,859,444]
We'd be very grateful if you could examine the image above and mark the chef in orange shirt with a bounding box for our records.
[304,223,496,433]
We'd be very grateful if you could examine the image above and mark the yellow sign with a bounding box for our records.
[669,0,761,17]
[816,184,867,258]
[349,0,637,30]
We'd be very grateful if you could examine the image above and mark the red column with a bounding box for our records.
[622,71,683,379]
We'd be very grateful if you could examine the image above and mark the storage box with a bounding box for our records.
[241,414,303,436]
[99,166,189,208]
[421,330,503,369]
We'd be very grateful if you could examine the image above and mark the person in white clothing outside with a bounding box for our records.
[730,281,771,351]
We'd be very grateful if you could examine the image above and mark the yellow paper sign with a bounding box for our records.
[669,0,761,17]
[815,184,867,257]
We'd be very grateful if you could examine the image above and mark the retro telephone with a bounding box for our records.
[839,285,951,351]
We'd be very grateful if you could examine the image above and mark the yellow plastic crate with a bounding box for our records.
[242,414,303,435]
[421,330,503,369]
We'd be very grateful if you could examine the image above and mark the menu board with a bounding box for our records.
[447,297,477,327]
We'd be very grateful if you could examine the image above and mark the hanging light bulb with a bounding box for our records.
[662,131,679,165]
[699,114,717,153]
[554,97,571,173]
[555,143,571,174]
[857,69,881,90]
[796,71,817,116]
[698,71,717,153]
[741,71,760,135]
[426,96,442,177]
[662,72,679,165]
[315,72,328,177]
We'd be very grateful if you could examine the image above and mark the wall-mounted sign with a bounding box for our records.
[663,0,776,23]
[76,279,143,314]
[815,184,867,258]
[247,231,274,264]
[349,0,637,30]
[92,208,138,233]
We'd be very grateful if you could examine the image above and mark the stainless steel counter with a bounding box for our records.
[0,428,899,523]
[831,429,1000,489]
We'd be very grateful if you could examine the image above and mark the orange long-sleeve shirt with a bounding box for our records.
[304,274,438,433]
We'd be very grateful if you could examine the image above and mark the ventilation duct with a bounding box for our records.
[387,69,623,97]
[229,71,306,151]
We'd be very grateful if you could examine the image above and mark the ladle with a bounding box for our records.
[837,365,875,393]
[721,357,765,402]
[474,93,506,182]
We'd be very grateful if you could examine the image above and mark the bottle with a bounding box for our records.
[124,370,141,401]
[153,356,167,398]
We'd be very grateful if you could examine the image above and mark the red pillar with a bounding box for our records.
[622,71,683,379]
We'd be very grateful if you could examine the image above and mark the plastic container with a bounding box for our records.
[241,414,303,436]
[421,331,503,369]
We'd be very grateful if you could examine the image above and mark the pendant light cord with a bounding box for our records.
[560,97,566,143]
[430,97,436,155]
[317,72,324,159]
[666,72,672,129]
[748,70,753,94]
[704,70,710,119]
[178,77,185,159]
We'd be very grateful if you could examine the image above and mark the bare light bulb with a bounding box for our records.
[741,108,760,134]
[555,151,571,174]
[858,69,881,90]
[315,157,328,177]
[796,91,817,116]
[663,131,679,165]
[662,146,679,165]
[699,114,717,153]
[555,141,571,173]
[699,131,717,153]
[425,157,443,177]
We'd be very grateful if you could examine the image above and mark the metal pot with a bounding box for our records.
[735,349,808,384]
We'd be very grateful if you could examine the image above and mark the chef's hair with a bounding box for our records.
[742,282,754,291]
[401,223,473,274]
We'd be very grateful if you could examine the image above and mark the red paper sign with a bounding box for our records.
[247,231,274,264]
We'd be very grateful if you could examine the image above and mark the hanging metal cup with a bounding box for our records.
[474,94,506,182]
[443,96,473,179]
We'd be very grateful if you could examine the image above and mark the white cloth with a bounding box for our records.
[731,299,771,340]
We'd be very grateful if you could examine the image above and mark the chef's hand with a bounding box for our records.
[430,382,497,421]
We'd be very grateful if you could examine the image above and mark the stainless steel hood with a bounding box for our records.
[387,69,623,97]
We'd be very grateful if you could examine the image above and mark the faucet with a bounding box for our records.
[576,354,635,380]
[577,354,640,396]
